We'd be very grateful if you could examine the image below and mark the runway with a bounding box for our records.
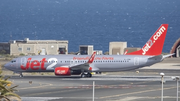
[8,69,180,101]
[3,58,180,101]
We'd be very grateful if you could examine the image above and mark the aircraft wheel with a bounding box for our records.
[88,73,92,77]
[19,74,23,77]
[81,73,86,78]
[81,72,92,78]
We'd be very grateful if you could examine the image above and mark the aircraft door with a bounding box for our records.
[134,57,139,65]
[21,57,27,68]
[15,58,19,69]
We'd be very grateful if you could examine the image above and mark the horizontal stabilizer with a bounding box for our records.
[162,53,175,60]
[148,55,163,60]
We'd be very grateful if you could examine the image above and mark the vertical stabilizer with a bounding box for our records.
[127,24,168,56]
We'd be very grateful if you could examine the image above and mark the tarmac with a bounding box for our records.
[8,73,180,101]
[1,57,180,101]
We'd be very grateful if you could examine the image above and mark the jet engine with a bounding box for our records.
[54,67,71,76]
[54,67,82,76]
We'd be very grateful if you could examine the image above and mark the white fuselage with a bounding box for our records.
[5,55,160,73]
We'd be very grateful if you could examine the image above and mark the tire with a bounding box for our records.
[81,74,85,78]
[89,73,92,77]
[19,74,23,77]
[87,72,92,77]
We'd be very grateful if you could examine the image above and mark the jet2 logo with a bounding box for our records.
[21,58,57,70]
[142,26,166,55]
[142,40,154,55]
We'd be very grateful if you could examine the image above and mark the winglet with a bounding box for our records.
[88,52,96,64]
[127,24,168,56]
[124,50,128,55]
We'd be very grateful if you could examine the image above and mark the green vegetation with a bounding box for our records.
[0,66,20,101]
[0,53,17,61]
[68,52,76,55]
[19,53,25,56]
[0,50,6,54]
[104,51,109,55]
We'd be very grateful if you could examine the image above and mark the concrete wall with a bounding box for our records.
[88,46,93,55]
[109,42,127,55]
[8,41,68,55]
[124,47,141,54]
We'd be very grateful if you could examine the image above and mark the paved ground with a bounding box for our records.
[1,57,180,101]
[7,69,180,101]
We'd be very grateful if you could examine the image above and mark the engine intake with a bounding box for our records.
[54,67,82,76]
[55,67,71,76]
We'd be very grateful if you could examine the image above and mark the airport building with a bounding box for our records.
[79,45,94,55]
[94,50,103,55]
[1,38,178,56]
[79,45,103,55]
[0,38,68,55]
[109,42,127,55]
[79,42,141,55]
[170,38,180,57]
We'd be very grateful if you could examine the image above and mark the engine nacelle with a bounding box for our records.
[71,70,82,75]
[54,67,71,76]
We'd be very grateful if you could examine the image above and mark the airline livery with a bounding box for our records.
[4,24,173,77]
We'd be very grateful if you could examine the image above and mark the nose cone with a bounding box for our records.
[4,63,10,69]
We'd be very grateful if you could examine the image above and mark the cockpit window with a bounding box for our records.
[11,60,16,63]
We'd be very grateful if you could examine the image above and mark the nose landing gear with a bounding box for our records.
[19,73,23,77]
[13,72,24,77]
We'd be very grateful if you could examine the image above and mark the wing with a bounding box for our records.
[62,52,96,71]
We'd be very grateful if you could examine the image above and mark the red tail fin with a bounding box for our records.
[127,24,168,56]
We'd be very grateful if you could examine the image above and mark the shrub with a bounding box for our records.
[19,53,25,56]
[0,68,21,100]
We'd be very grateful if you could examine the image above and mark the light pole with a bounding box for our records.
[172,76,179,101]
[92,81,95,101]
[160,72,165,101]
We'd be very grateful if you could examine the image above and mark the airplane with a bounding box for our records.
[4,24,173,78]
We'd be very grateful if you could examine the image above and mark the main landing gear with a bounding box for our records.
[81,72,92,78]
